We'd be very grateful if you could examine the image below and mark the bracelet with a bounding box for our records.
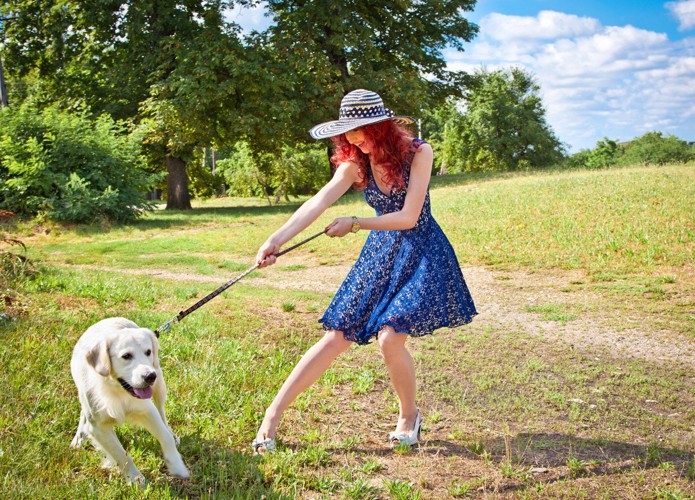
[350,216,361,233]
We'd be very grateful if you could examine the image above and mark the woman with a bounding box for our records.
[252,89,477,454]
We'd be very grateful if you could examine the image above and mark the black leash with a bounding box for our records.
[154,229,326,337]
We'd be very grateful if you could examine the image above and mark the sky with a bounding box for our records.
[227,1,695,152]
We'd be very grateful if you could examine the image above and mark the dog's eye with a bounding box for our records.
[121,353,133,360]
[145,349,152,357]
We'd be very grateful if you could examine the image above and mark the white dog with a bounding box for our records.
[70,317,189,484]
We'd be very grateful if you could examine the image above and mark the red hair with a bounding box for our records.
[330,121,414,191]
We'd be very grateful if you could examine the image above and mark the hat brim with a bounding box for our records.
[309,115,415,140]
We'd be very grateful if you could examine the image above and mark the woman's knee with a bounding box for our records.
[377,326,407,356]
[321,330,352,353]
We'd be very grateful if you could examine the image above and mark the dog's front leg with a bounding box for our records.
[70,410,89,448]
[152,377,179,445]
[89,424,146,485]
[137,406,190,479]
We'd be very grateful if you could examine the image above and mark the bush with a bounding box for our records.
[618,131,693,166]
[566,132,693,169]
[217,141,330,202]
[0,104,155,223]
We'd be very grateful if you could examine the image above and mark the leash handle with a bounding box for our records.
[154,229,326,336]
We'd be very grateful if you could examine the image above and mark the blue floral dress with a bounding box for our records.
[319,139,477,345]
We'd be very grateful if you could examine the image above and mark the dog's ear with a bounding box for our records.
[149,331,160,370]
[86,337,112,377]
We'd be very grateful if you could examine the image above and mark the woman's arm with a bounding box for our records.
[256,161,360,267]
[325,143,433,236]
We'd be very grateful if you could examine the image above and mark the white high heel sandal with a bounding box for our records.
[389,409,423,447]
[251,436,276,455]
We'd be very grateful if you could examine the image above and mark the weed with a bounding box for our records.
[1,236,35,283]
[352,369,376,395]
[343,477,381,498]
[645,441,664,467]
[393,443,414,455]
[385,479,420,499]
[468,439,486,455]
[567,457,588,478]
[448,479,472,497]
[526,303,577,323]
[360,458,384,474]
[653,488,688,499]
[686,455,695,481]
[281,301,296,312]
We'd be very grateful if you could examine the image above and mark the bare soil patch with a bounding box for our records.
[63,262,695,366]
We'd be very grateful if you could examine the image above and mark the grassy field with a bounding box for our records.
[1,164,693,498]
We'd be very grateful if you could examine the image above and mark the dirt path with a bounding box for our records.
[62,262,694,367]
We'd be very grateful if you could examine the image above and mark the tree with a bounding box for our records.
[260,0,479,139]
[618,131,693,165]
[431,67,565,172]
[2,1,481,209]
[587,137,620,168]
[2,0,250,209]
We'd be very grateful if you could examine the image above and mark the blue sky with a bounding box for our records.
[227,1,695,152]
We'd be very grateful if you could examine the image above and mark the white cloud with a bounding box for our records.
[448,10,695,151]
[482,11,601,41]
[666,0,695,30]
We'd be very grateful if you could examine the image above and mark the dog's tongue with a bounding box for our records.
[133,387,153,399]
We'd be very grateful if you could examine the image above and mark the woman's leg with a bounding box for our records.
[255,330,352,444]
[378,326,418,434]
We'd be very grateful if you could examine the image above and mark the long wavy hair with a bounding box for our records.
[329,120,414,191]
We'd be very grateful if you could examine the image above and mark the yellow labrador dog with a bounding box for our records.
[70,317,189,484]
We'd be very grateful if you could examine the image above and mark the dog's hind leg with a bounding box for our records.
[135,405,189,479]
[88,423,145,485]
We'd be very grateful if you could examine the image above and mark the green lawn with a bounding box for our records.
[1,164,693,498]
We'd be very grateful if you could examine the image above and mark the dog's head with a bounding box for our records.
[86,325,160,399]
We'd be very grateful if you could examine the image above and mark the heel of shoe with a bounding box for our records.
[389,409,423,447]
[415,409,423,442]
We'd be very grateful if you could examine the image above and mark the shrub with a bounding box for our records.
[0,103,155,223]
[217,141,330,202]
[618,131,693,166]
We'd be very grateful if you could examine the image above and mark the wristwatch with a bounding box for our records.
[350,216,361,233]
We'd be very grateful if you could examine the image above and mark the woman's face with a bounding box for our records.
[345,128,371,154]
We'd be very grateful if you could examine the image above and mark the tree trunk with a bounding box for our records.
[165,155,192,210]
[0,55,8,107]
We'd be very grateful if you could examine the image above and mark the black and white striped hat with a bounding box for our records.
[309,89,414,140]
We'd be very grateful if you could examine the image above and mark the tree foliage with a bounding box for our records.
[261,0,478,138]
[217,141,330,203]
[567,132,693,168]
[0,103,154,222]
[425,67,564,172]
[1,0,481,209]
[620,131,693,166]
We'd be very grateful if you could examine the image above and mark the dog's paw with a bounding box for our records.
[165,456,190,479]
[70,435,83,449]
[126,472,147,487]
[101,458,118,470]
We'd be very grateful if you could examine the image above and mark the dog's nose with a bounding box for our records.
[144,371,157,385]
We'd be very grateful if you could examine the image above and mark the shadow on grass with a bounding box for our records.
[425,433,693,490]
[328,433,692,488]
[113,432,284,498]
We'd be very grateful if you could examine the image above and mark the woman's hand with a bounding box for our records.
[325,217,354,238]
[256,239,281,268]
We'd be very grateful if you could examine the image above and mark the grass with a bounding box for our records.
[0,164,694,498]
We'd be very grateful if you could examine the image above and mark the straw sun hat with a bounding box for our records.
[309,89,414,140]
